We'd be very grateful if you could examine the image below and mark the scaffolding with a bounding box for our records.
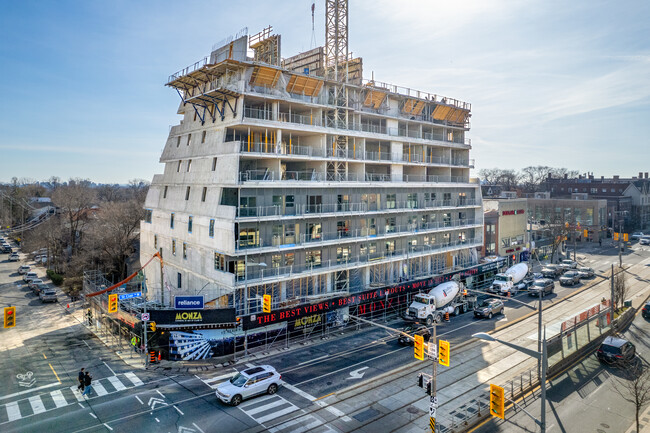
[249,26,281,66]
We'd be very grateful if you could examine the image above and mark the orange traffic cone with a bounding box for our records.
[66,304,70,309]
[507,291,511,297]
[158,352,162,361]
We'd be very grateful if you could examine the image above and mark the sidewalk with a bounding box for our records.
[625,405,650,433]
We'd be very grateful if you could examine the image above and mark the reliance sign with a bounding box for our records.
[174,296,204,310]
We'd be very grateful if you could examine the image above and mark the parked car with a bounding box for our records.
[642,302,650,319]
[541,267,557,279]
[28,278,44,290]
[631,232,645,241]
[560,259,578,270]
[8,253,19,262]
[18,265,31,274]
[32,282,48,295]
[596,336,636,365]
[398,324,431,345]
[640,236,650,246]
[474,299,505,319]
[39,289,58,303]
[528,279,554,297]
[577,267,595,279]
[1,245,12,254]
[215,365,281,406]
[559,271,581,286]
[23,272,39,283]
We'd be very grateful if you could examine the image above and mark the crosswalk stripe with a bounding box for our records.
[269,415,320,433]
[108,376,126,391]
[245,399,289,416]
[28,395,46,415]
[204,373,235,384]
[239,394,276,409]
[69,386,85,402]
[288,418,322,433]
[6,401,21,421]
[92,382,108,397]
[124,372,144,387]
[50,390,68,408]
[256,405,297,424]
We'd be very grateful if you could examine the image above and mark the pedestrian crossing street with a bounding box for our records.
[0,372,144,424]
[198,371,334,433]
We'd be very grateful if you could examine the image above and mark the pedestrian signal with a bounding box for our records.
[3,306,16,328]
[108,294,118,313]
[490,383,505,419]
[414,334,425,360]
[262,294,271,313]
[150,321,156,332]
[438,340,450,366]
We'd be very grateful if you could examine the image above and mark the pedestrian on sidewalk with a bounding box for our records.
[599,238,602,247]
[77,368,85,392]
[131,336,138,352]
[81,372,93,397]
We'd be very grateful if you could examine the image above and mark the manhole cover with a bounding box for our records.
[597,429,606,433]
[354,408,380,422]
[600,423,610,428]
[406,406,420,414]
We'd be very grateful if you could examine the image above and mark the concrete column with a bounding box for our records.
[326,273,332,293]
[280,281,287,302]
[272,101,279,121]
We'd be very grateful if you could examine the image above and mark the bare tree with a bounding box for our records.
[520,166,553,192]
[613,267,629,312]
[128,179,150,204]
[613,361,650,433]
[51,179,97,256]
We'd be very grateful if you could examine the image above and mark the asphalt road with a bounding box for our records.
[1,239,647,433]
[470,307,650,433]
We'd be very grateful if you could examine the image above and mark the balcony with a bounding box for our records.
[236,237,483,285]
[235,198,481,219]
[235,218,483,251]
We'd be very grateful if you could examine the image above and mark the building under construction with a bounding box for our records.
[140,1,483,359]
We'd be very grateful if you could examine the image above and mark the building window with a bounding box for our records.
[185,186,191,200]
[306,222,322,241]
[362,218,376,236]
[337,246,350,264]
[154,234,158,249]
[591,188,597,194]
[176,136,181,147]
[144,209,152,223]
[188,216,193,233]
[385,216,396,233]
[284,253,294,266]
[337,220,350,237]
[214,252,226,271]
[202,187,207,202]
[177,161,182,172]
[187,133,191,146]
[172,239,176,255]
[240,197,257,216]
[337,194,350,211]
[306,250,322,267]
[170,213,175,229]
[183,242,187,259]
[272,254,281,268]
[239,228,259,248]
[209,219,215,237]
[201,131,206,143]
[177,272,182,289]
[163,186,168,198]
[212,157,217,171]
[386,193,396,209]
[187,159,192,172]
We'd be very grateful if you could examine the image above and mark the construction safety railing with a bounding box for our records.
[235,219,482,251]
[167,57,209,83]
[235,199,481,218]
[361,78,471,111]
[233,237,483,285]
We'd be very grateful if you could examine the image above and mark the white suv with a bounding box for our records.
[215,365,281,406]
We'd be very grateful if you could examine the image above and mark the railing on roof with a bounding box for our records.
[362,79,471,111]
[167,57,209,84]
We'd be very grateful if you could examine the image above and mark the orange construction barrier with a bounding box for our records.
[444,312,450,321]
[149,351,156,363]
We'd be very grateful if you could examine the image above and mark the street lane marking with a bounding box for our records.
[89,413,97,418]
[124,372,144,387]
[93,382,108,396]
[257,405,296,423]
[49,363,61,384]
[299,355,328,365]
[6,401,21,421]
[108,376,126,391]
[103,423,113,430]
[155,418,160,422]
[42,353,47,359]
[245,399,290,416]
[245,363,255,368]
[192,423,205,433]
[0,382,59,401]
[28,395,46,414]
[174,405,184,415]
[103,361,116,376]
[70,386,85,402]
[239,394,276,409]
[50,390,67,408]
[156,389,166,399]
[201,372,235,384]
[83,340,91,349]
[135,395,143,405]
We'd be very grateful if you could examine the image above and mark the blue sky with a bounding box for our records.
[1,0,649,183]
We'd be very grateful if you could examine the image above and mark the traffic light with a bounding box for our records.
[490,383,505,419]
[262,294,271,313]
[418,373,424,388]
[565,222,569,228]
[108,294,118,313]
[623,233,629,242]
[414,334,425,360]
[426,379,432,396]
[150,321,156,332]
[3,306,16,328]
[438,340,450,366]
[583,229,588,238]
[614,232,619,241]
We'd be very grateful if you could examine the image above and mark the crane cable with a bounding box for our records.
[85,252,162,298]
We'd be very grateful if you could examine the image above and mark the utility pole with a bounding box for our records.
[143,280,149,368]
[611,263,615,313]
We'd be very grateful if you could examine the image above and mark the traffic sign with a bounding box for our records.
[141,313,150,321]
[429,403,436,417]
[428,343,437,360]
[118,291,142,300]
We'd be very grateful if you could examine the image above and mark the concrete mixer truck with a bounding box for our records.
[403,280,477,325]
[488,262,530,296]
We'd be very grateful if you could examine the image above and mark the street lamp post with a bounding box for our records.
[473,329,548,432]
